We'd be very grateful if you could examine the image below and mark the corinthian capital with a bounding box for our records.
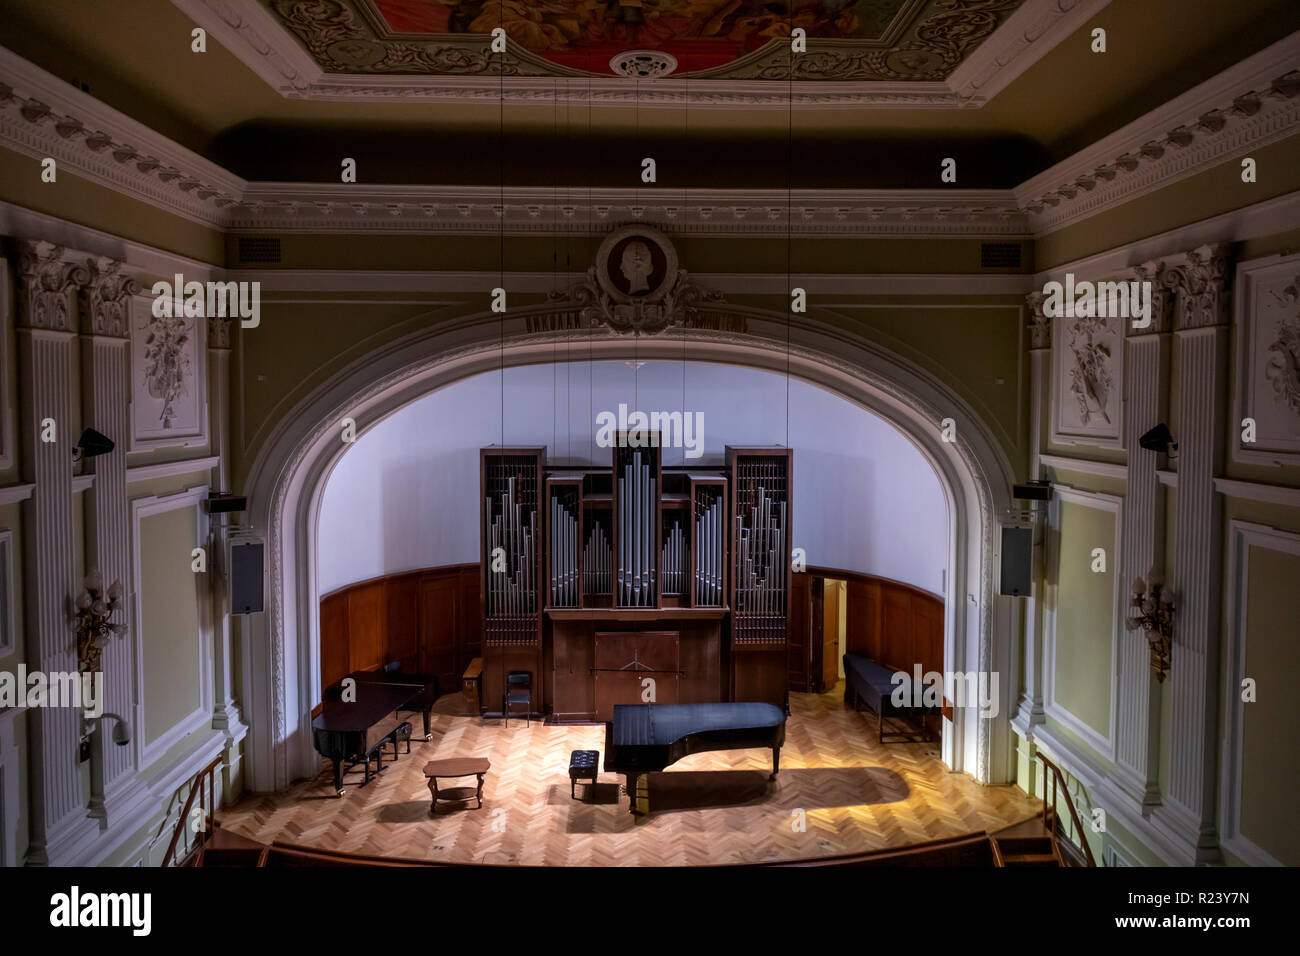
[15,241,87,332]
[1129,260,1173,335]
[1025,291,1051,350]
[80,256,139,338]
[1157,243,1231,330]
[207,316,234,350]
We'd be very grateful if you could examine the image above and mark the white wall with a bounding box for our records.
[318,361,948,595]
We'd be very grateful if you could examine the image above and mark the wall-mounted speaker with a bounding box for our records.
[1000,526,1033,597]
[1012,481,1052,501]
[230,540,264,614]
[208,493,247,514]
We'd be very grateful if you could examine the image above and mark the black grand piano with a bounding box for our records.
[311,667,439,795]
[603,702,787,815]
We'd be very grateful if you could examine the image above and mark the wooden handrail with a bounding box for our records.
[1035,752,1097,867]
[162,755,223,867]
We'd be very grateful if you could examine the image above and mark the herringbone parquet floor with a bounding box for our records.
[219,684,1040,865]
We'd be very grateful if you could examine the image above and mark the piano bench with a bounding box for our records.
[569,750,599,800]
[390,721,413,756]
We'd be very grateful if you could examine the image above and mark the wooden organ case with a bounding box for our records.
[480,439,791,720]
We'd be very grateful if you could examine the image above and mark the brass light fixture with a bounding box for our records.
[1127,569,1174,682]
[74,569,125,674]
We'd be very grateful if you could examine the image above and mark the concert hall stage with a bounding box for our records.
[219,686,1040,866]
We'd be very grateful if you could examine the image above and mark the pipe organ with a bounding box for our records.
[480,440,792,719]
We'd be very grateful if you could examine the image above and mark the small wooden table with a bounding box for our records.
[462,658,483,716]
[424,757,490,813]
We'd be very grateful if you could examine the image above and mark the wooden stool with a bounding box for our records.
[568,750,599,800]
[424,758,490,813]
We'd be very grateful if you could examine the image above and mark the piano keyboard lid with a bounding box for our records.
[611,702,786,747]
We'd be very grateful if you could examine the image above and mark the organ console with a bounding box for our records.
[480,437,792,720]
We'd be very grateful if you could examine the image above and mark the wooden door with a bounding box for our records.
[822,580,841,690]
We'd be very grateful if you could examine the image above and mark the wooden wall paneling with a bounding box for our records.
[551,620,595,719]
[320,593,350,689]
[788,572,812,692]
[457,566,481,674]
[385,574,420,673]
[346,583,387,673]
[420,573,460,695]
[881,586,912,672]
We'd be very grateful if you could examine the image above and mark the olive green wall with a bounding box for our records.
[139,504,202,746]
[1238,543,1300,865]
[1051,500,1115,739]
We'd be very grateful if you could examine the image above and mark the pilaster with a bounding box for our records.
[1014,293,1049,733]
[1158,243,1231,862]
[79,256,142,818]
[1112,261,1171,806]
[15,241,86,864]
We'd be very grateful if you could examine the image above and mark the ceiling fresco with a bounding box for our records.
[264,0,1030,79]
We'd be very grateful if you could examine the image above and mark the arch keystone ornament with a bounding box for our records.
[572,225,722,336]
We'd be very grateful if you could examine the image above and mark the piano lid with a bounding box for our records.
[611,702,785,748]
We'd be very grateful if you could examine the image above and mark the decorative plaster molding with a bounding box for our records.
[228,184,1031,237]
[1159,244,1231,331]
[126,455,222,485]
[81,256,139,338]
[1219,520,1299,868]
[0,483,34,504]
[1039,453,1126,480]
[2,32,1295,238]
[15,241,86,332]
[1214,477,1300,508]
[1025,292,1050,349]
[1017,33,1300,235]
[0,49,244,228]
[174,0,1086,108]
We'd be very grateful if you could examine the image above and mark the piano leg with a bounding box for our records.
[771,746,781,779]
[626,773,649,816]
[421,707,432,740]
[331,759,345,796]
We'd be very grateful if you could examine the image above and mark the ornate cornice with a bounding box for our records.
[172,0,1082,107]
[228,184,1030,237]
[1018,33,1300,235]
[15,240,86,332]
[80,256,139,338]
[0,29,1293,240]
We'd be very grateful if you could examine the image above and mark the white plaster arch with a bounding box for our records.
[241,302,1019,793]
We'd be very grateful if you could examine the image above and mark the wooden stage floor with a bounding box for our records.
[220,684,1041,865]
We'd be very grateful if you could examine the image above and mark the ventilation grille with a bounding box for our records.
[237,237,281,264]
[981,242,1022,269]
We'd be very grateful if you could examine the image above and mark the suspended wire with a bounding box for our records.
[498,0,505,450]
[785,4,793,451]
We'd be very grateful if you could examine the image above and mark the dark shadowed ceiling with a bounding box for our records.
[0,0,1295,187]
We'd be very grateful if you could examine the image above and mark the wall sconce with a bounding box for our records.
[73,569,125,674]
[1127,570,1174,682]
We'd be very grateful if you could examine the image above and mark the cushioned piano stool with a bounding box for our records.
[390,721,413,756]
[569,750,599,800]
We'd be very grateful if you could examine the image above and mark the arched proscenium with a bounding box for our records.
[241,303,1016,792]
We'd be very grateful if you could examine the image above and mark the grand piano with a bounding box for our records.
[312,667,439,795]
[603,702,787,815]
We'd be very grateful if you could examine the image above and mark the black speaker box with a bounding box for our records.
[1000,526,1033,597]
[230,540,264,614]
[208,494,247,514]
[1012,481,1052,501]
